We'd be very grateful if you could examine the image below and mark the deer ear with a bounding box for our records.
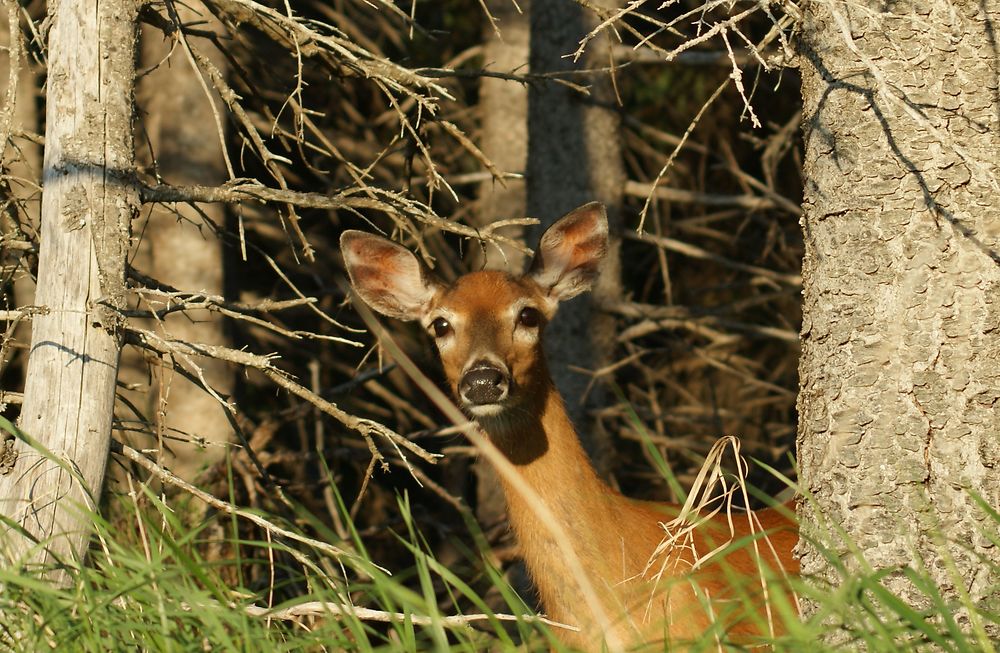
[340,231,442,321]
[527,202,608,303]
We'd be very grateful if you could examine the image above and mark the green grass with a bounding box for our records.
[2,482,995,652]
[0,480,558,652]
[1,412,996,651]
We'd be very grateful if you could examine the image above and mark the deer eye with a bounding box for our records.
[518,307,541,328]
[430,317,452,338]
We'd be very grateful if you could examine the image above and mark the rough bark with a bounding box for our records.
[796,0,1000,638]
[527,0,625,473]
[125,4,233,479]
[0,0,139,570]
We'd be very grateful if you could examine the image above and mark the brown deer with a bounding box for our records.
[341,203,798,651]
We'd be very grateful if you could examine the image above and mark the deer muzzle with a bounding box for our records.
[459,361,510,407]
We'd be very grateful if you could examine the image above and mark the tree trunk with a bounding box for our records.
[796,0,1000,638]
[527,0,625,473]
[472,0,531,530]
[125,4,233,480]
[473,0,530,273]
[0,0,139,571]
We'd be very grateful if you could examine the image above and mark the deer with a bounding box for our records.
[340,202,799,651]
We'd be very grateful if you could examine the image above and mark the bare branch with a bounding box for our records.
[110,439,369,566]
[140,180,537,254]
[124,328,440,472]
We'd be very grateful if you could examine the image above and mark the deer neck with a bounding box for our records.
[476,378,645,625]
[480,378,608,513]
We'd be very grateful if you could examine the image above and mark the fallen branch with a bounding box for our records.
[625,181,791,214]
[624,230,801,287]
[243,600,580,632]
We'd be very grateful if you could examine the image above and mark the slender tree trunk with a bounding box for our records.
[796,0,1000,639]
[126,3,233,479]
[527,0,625,472]
[471,0,532,533]
[0,0,139,571]
[473,0,530,273]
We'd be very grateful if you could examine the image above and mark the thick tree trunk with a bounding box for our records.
[0,0,139,570]
[527,0,625,472]
[797,0,1000,638]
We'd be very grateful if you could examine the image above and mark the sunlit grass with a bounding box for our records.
[1,410,996,652]
[2,475,995,651]
[0,478,559,652]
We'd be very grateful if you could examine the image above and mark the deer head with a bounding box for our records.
[341,203,608,429]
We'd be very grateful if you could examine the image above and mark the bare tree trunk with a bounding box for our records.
[796,0,1000,639]
[470,0,532,534]
[126,4,233,479]
[527,0,625,472]
[0,0,139,571]
[473,0,530,273]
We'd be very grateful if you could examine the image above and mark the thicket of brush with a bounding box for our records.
[2,0,802,597]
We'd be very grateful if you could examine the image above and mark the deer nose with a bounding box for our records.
[459,362,509,406]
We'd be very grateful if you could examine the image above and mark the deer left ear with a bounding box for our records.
[341,231,443,321]
[527,202,608,304]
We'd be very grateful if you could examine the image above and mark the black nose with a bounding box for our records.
[459,363,509,405]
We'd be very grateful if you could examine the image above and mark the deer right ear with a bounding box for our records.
[527,202,608,304]
[340,231,442,321]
